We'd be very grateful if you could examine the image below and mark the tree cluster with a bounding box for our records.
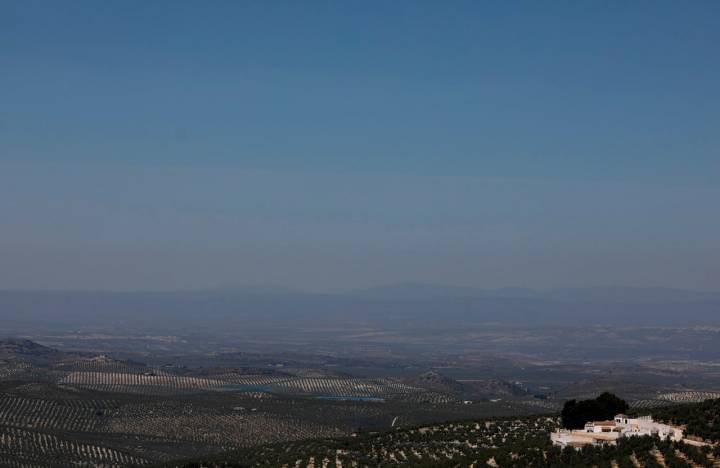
[651,397,720,442]
[561,392,629,429]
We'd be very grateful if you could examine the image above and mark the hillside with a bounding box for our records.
[403,371,468,394]
[164,414,720,467]
[2,340,720,467]
[0,338,61,364]
[404,372,529,401]
[160,399,720,467]
[651,398,720,443]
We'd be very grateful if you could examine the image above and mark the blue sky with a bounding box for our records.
[1,1,719,291]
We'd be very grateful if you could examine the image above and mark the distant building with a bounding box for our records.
[551,414,683,448]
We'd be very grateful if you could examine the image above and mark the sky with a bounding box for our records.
[1,1,719,292]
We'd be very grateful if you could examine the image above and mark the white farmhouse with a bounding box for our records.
[610,414,683,440]
[551,413,683,448]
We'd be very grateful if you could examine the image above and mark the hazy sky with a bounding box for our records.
[1,1,719,291]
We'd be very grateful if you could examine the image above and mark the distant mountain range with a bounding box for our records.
[350,283,720,303]
[349,283,540,300]
[0,285,719,330]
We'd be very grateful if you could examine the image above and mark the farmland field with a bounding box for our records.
[0,340,548,466]
[2,336,720,467]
